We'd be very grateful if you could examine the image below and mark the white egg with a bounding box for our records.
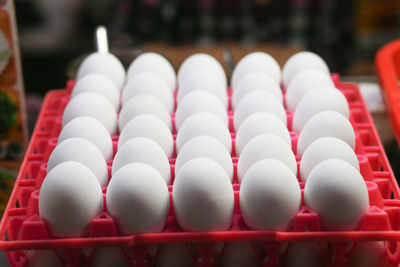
[71,73,120,111]
[47,138,108,186]
[232,72,282,109]
[175,136,233,180]
[285,243,324,267]
[285,69,335,111]
[235,112,291,156]
[107,162,169,234]
[26,250,62,267]
[156,243,195,267]
[350,242,387,267]
[39,161,103,237]
[234,90,286,131]
[282,51,330,89]
[237,134,297,182]
[175,90,228,130]
[127,52,176,92]
[231,52,281,89]
[304,159,369,230]
[112,137,171,184]
[122,72,173,112]
[220,242,260,267]
[176,112,232,153]
[62,92,118,135]
[118,114,173,157]
[91,247,130,267]
[173,157,234,231]
[240,159,301,230]
[118,95,171,131]
[58,116,113,161]
[292,89,349,132]
[77,52,125,90]
[177,69,228,108]
[297,111,355,156]
[300,137,359,181]
[177,53,227,87]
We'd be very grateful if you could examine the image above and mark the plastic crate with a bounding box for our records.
[1,76,400,266]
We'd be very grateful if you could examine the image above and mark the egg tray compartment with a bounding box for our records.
[2,75,400,266]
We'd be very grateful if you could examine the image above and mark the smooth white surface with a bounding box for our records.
[107,163,170,234]
[47,138,108,186]
[39,161,103,237]
[26,250,62,267]
[112,137,171,184]
[156,243,195,267]
[220,242,260,267]
[350,242,387,267]
[173,158,234,231]
[91,248,130,267]
[304,159,369,230]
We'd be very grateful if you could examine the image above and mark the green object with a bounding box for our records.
[0,91,17,133]
[0,49,11,61]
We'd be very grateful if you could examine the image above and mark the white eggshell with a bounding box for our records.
[235,112,291,156]
[72,73,120,111]
[62,92,118,135]
[285,242,324,267]
[292,89,349,132]
[118,95,171,131]
[173,158,234,231]
[304,159,369,230]
[39,161,103,237]
[91,248,130,267]
[156,243,195,267]
[350,242,387,267]
[237,134,297,182]
[234,90,286,131]
[232,72,282,109]
[285,69,335,111]
[178,69,228,108]
[175,90,228,130]
[175,136,233,180]
[107,163,169,234]
[297,111,355,156]
[119,114,173,157]
[176,112,232,153]
[127,52,176,92]
[77,52,125,90]
[47,138,108,186]
[300,137,359,181]
[240,159,301,230]
[220,242,260,267]
[282,51,330,89]
[26,250,62,267]
[177,53,227,87]
[58,116,113,161]
[231,52,281,89]
[122,72,174,112]
[112,137,171,184]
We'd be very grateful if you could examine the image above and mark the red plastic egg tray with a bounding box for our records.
[0,75,400,266]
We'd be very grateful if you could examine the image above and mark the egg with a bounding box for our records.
[173,157,234,231]
[220,242,260,267]
[304,159,369,230]
[292,89,349,132]
[156,243,195,267]
[62,92,118,135]
[118,95,172,131]
[231,52,281,89]
[58,116,113,161]
[91,248,130,267]
[112,137,171,184]
[297,111,355,156]
[76,52,125,90]
[282,51,330,89]
[71,73,120,111]
[47,138,108,186]
[235,112,291,156]
[300,137,359,181]
[232,72,283,109]
[177,53,227,87]
[118,114,173,157]
[127,52,176,92]
[176,112,232,153]
[285,242,324,267]
[107,162,169,234]
[39,161,103,237]
[350,242,387,267]
[177,69,228,108]
[234,90,286,131]
[240,159,301,230]
[122,72,174,112]
[237,134,297,182]
[175,90,228,130]
[175,136,233,180]
[26,250,62,267]
[285,69,335,111]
